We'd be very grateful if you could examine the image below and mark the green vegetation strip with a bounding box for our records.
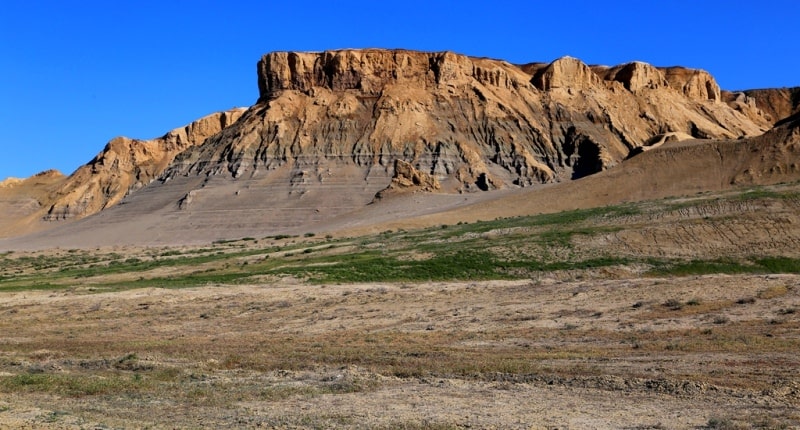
[2,184,800,291]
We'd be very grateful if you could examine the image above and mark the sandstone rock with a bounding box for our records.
[43,108,245,220]
[661,67,721,102]
[177,190,197,210]
[599,62,669,92]
[374,159,441,200]
[722,87,800,124]
[168,49,766,201]
[532,56,601,91]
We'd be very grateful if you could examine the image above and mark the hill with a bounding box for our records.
[1,49,798,248]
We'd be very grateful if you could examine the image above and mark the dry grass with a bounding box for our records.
[1,273,799,428]
[2,185,800,427]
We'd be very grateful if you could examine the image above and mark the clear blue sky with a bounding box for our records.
[2,1,798,179]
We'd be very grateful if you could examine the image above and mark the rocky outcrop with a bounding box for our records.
[532,56,602,91]
[165,49,767,199]
[722,87,800,124]
[43,109,245,220]
[661,67,721,102]
[375,159,441,199]
[257,49,528,100]
[595,62,669,92]
[5,49,788,243]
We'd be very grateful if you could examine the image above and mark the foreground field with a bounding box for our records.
[1,276,798,428]
[1,184,800,428]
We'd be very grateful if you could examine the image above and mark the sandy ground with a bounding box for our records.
[1,275,798,428]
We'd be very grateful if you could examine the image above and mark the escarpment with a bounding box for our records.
[164,49,767,196]
[661,66,721,102]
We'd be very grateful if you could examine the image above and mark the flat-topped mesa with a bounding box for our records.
[258,50,726,105]
[259,50,432,99]
[181,49,768,194]
[256,49,528,100]
[660,66,721,102]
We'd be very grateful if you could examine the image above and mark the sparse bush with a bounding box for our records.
[663,299,683,310]
[713,315,730,325]
[705,416,747,429]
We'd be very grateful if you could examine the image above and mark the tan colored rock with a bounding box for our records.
[0,170,65,237]
[1,49,785,242]
[661,66,721,102]
[722,87,800,124]
[600,61,669,92]
[0,177,23,188]
[532,56,602,91]
[43,108,245,220]
[166,49,770,197]
[374,159,441,200]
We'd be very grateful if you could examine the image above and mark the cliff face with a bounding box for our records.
[43,109,245,220]
[722,87,800,125]
[165,49,767,194]
[660,66,721,102]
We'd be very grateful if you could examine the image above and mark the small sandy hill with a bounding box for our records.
[0,178,24,188]
[0,170,65,237]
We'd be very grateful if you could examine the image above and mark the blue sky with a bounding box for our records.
[2,1,798,179]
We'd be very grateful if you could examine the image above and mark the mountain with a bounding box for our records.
[1,49,798,247]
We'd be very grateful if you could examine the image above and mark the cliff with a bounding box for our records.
[722,87,800,124]
[165,49,767,193]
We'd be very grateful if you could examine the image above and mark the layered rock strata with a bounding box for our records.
[165,49,767,195]
[43,109,245,220]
